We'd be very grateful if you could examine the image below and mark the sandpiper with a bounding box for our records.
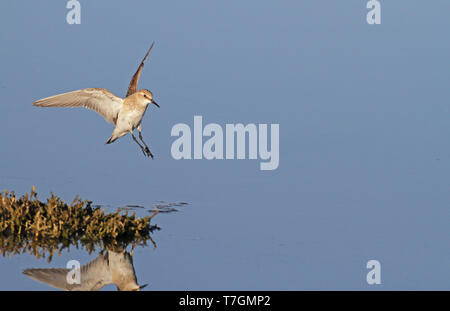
[33,42,160,158]
[23,249,147,291]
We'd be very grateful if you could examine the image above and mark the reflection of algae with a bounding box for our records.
[0,187,159,262]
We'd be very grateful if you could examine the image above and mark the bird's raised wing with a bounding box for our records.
[33,88,123,124]
[126,42,154,97]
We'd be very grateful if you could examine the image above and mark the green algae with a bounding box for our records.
[0,187,159,262]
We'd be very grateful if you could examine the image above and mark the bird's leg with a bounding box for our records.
[131,133,149,157]
[137,125,154,159]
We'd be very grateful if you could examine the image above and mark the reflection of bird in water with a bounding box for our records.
[23,249,147,291]
[32,42,159,158]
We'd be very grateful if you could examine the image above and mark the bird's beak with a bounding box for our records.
[139,284,149,290]
[152,100,160,108]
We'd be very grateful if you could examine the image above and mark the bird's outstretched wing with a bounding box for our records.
[33,88,123,124]
[23,268,74,290]
[23,254,112,291]
[126,42,154,97]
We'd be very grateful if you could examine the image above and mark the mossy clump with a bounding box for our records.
[0,187,159,262]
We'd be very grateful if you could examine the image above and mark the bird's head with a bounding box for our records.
[138,89,159,108]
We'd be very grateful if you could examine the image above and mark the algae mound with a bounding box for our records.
[0,187,159,262]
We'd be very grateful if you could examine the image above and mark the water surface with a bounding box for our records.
[0,1,449,290]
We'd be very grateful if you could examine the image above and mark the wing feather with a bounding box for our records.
[23,254,112,291]
[32,88,123,124]
[126,42,154,97]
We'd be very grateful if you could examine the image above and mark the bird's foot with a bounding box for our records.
[139,147,147,157]
[144,146,154,159]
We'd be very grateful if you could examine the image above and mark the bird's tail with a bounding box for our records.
[106,129,127,144]
[106,136,117,144]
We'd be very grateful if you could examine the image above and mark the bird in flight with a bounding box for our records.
[33,42,160,158]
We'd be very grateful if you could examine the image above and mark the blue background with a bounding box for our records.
[0,1,449,290]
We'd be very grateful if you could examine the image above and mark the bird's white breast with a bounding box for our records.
[117,106,147,131]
